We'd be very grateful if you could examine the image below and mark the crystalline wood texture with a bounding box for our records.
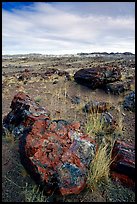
[3,92,96,195]
[110,140,135,188]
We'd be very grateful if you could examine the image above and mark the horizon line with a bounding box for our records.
[2,51,135,56]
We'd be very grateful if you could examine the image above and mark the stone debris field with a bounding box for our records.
[2,53,135,202]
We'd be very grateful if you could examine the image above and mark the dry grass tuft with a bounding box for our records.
[87,143,112,191]
[24,183,47,202]
[34,95,42,103]
[115,105,124,135]
[85,112,107,138]
[3,129,15,145]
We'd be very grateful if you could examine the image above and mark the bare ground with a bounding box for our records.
[2,55,135,202]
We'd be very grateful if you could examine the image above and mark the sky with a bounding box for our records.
[2,2,135,55]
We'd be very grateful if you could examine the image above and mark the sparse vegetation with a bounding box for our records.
[130,83,135,91]
[3,129,15,145]
[2,54,135,202]
[115,105,124,135]
[85,113,105,136]
[86,143,112,191]
[84,111,116,146]
[23,183,47,202]
[34,95,42,103]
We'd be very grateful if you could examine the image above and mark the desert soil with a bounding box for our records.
[2,55,135,202]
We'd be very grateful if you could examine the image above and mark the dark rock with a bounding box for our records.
[74,66,121,89]
[3,92,50,135]
[123,91,135,112]
[17,69,31,81]
[31,69,57,79]
[23,81,27,85]
[71,96,81,104]
[3,92,96,196]
[58,70,66,76]
[44,68,57,76]
[57,70,71,80]
[18,75,24,81]
[83,100,112,113]
[110,140,135,188]
[53,80,58,84]
[32,72,40,77]
[65,73,71,81]
[104,80,131,95]
[100,112,117,134]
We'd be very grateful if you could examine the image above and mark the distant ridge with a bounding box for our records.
[2,52,134,59]
[77,52,134,56]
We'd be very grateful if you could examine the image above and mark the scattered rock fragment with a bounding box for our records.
[17,69,30,81]
[123,91,135,112]
[71,96,81,104]
[53,80,58,84]
[83,100,112,113]
[44,68,57,76]
[104,80,131,95]
[100,112,117,133]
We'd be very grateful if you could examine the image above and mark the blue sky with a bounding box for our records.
[2,2,135,55]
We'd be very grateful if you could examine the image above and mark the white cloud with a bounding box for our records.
[2,2,135,54]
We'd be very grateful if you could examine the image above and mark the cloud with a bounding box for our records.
[2,2,135,54]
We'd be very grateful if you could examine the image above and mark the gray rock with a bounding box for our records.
[123,91,135,112]
[104,80,131,95]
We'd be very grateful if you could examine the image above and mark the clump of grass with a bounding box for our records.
[34,96,42,103]
[24,183,47,202]
[87,143,112,191]
[130,84,135,91]
[84,107,122,145]
[120,73,127,81]
[3,129,15,145]
[85,114,103,134]
[20,168,29,178]
[115,105,124,135]
[85,113,107,139]
[68,74,74,81]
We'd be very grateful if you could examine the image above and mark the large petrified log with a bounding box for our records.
[74,66,121,89]
[3,92,96,195]
[110,140,135,188]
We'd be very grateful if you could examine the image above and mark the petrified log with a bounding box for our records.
[104,80,131,95]
[123,91,135,112]
[74,66,121,89]
[110,140,135,188]
[3,92,50,133]
[3,92,96,195]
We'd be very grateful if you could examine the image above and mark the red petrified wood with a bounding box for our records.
[3,92,96,195]
[110,140,135,188]
[3,92,135,195]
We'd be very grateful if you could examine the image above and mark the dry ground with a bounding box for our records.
[2,55,135,202]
